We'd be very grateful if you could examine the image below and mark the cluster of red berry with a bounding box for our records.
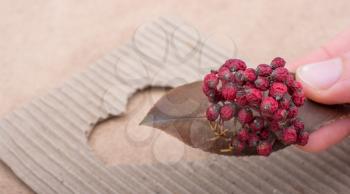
[203,57,309,156]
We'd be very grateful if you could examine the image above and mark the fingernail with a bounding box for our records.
[296,58,343,90]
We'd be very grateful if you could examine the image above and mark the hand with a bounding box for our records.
[288,29,350,152]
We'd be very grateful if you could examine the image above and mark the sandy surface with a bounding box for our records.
[1,0,350,193]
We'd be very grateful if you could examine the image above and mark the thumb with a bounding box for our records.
[296,52,350,104]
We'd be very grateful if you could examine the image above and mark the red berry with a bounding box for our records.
[256,64,272,76]
[248,133,260,147]
[207,89,222,103]
[203,85,221,103]
[224,59,247,72]
[254,76,270,91]
[235,90,248,106]
[282,126,297,144]
[206,104,221,121]
[204,73,219,89]
[220,104,235,121]
[243,68,257,82]
[292,118,305,131]
[287,106,298,118]
[250,117,264,132]
[237,128,250,142]
[259,129,270,140]
[273,109,288,121]
[285,74,295,88]
[257,141,272,156]
[218,66,233,81]
[292,90,305,107]
[297,131,309,146]
[269,82,288,100]
[260,97,278,114]
[238,108,254,124]
[291,81,303,92]
[271,67,289,82]
[221,83,237,101]
[269,120,283,132]
[271,57,286,69]
[245,88,262,106]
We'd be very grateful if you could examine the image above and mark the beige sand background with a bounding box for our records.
[1,0,350,193]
